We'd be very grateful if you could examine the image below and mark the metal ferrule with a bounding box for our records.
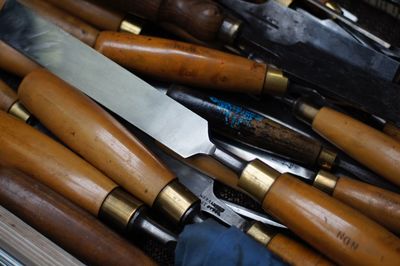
[238,159,280,202]
[245,222,276,246]
[119,16,144,35]
[317,148,338,170]
[313,170,338,195]
[218,16,242,45]
[99,188,143,231]
[292,99,319,125]
[153,180,200,224]
[8,102,31,123]
[323,0,343,15]
[263,67,289,96]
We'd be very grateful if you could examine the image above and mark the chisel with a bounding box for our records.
[3,2,400,264]
[0,168,156,266]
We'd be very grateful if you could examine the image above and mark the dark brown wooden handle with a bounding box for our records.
[0,41,40,77]
[0,79,17,112]
[263,174,400,265]
[383,122,400,142]
[95,32,267,94]
[0,168,155,266]
[18,69,175,206]
[334,176,400,235]
[18,0,99,47]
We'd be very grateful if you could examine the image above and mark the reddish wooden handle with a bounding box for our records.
[0,111,117,215]
[312,107,400,187]
[95,32,267,94]
[268,234,334,266]
[18,69,175,206]
[18,0,99,47]
[44,0,124,31]
[334,176,400,235]
[0,41,40,77]
[0,79,17,112]
[263,174,400,265]
[0,168,155,266]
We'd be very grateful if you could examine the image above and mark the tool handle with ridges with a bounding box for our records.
[0,41,40,77]
[312,107,400,187]
[263,174,400,265]
[334,176,400,235]
[18,69,175,206]
[95,32,267,94]
[0,79,17,112]
[0,168,155,266]
[0,111,117,215]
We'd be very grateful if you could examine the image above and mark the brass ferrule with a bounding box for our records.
[276,0,294,7]
[324,0,343,15]
[119,16,144,35]
[218,16,242,45]
[8,102,31,122]
[153,180,199,224]
[99,188,143,231]
[263,67,289,96]
[317,148,338,170]
[238,159,280,202]
[246,222,276,246]
[293,99,319,125]
[313,170,338,195]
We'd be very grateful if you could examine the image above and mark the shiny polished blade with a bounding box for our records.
[0,0,215,158]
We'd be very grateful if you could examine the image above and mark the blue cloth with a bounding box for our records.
[175,219,286,266]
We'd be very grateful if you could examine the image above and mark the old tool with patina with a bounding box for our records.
[0,168,156,266]
[3,2,400,264]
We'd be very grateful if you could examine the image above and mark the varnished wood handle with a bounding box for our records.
[333,176,400,235]
[44,0,125,31]
[0,41,40,77]
[312,107,400,187]
[383,122,400,142]
[18,0,99,47]
[95,32,267,94]
[268,233,333,266]
[0,168,155,266]
[0,111,117,216]
[0,79,17,112]
[18,69,175,206]
[263,174,400,265]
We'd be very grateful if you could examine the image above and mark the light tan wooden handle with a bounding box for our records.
[263,174,400,265]
[0,111,117,215]
[18,69,175,206]
[94,31,268,94]
[0,79,17,112]
[0,41,40,77]
[18,0,99,47]
[268,234,334,266]
[312,107,400,187]
[334,176,400,235]
[44,0,125,31]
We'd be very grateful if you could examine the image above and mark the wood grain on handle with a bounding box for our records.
[0,80,17,112]
[0,111,117,215]
[268,234,333,266]
[334,176,400,235]
[95,32,267,94]
[312,107,400,186]
[0,42,40,77]
[18,0,99,47]
[44,0,125,31]
[263,174,400,265]
[18,69,175,206]
[0,168,156,266]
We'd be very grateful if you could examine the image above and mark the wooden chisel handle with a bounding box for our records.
[314,170,400,235]
[0,41,40,77]
[383,122,400,142]
[0,79,17,112]
[0,111,117,216]
[0,168,156,266]
[95,32,288,95]
[18,0,100,47]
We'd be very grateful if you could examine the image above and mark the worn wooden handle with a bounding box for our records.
[0,41,40,77]
[263,174,400,265]
[268,233,333,266]
[18,0,99,47]
[333,176,400,235]
[0,79,17,112]
[44,0,124,31]
[18,69,175,206]
[312,107,400,187]
[0,111,117,215]
[0,168,155,266]
[95,32,267,93]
